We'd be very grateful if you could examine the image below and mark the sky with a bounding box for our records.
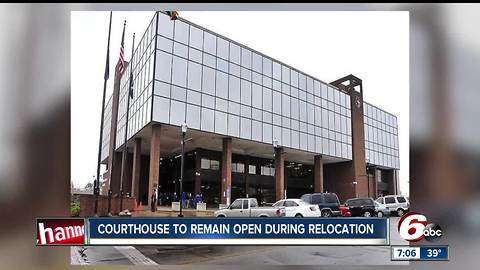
[71,11,409,195]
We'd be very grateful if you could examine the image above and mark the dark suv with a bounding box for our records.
[344,198,376,217]
[300,193,340,217]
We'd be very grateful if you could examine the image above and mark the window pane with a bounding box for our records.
[241,48,251,68]
[263,57,272,77]
[240,118,251,139]
[189,26,203,49]
[216,71,228,99]
[229,75,240,102]
[240,79,251,105]
[171,56,187,87]
[203,32,216,55]
[157,13,174,38]
[262,87,272,111]
[201,107,214,132]
[186,104,200,129]
[217,38,229,60]
[174,20,189,44]
[252,120,262,141]
[215,111,227,134]
[202,66,215,95]
[187,61,201,91]
[228,114,240,136]
[170,100,185,125]
[252,83,262,109]
[155,51,172,83]
[187,90,200,105]
[229,43,240,64]
[252,53,262,72]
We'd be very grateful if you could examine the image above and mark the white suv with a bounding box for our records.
[376,195,409,216]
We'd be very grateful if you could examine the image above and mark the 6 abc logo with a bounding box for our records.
[398,212,443,242]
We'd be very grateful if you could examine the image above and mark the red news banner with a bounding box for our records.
[36,218,85,245]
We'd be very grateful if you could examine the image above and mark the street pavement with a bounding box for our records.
[72,217,408,266]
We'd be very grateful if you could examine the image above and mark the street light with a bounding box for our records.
[178,122,188,218]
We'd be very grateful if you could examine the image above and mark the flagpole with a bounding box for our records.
[94,11,112,216]
[119,32,135,213]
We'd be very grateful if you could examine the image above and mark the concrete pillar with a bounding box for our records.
[275,147,285,200]
[131,138,142,201]
[244,156,250,197]
[221,138,232,205]
[314,155,324,193]
[121,152,133,196]
[373,168,378,198]
[194,149,202,196]
[148,125,161,208]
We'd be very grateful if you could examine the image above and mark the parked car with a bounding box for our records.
[214,198,286,217]
[374,201,390,217]
[300,192,341,217]
[272,199,320,217]
[340,204,351,217]
[344,198,376,217]
[376,195,409,216]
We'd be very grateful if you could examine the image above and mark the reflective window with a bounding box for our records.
[189,26,203,50]
[188,47,202,63]
[228,114,240,136]
[252,83,262,109]
[252,53,262,73]
[240,117,251,139]
[216,71,228,99]
[174,20,189,44]
[215,111,228,134]
[201,107,214,132]
[157,36,173,52]
[281,65,290,84]
[229,75,240,102]
[157,13,174,38]
[171,56,187,87]
[202,66,215,95]
[217,58,228,73]
[170,100,185,125]
[240,79,251,105]
[252,120,262,141]
[155,51,172,83]
[186,89,200,105]
[217,38,229,60]
[173,42,188,58]
[263,57,272,77]
[203,32,216,55]
[186,104,200,129]
[241,48,251,68]
[262,87,272,111]
[187,61,202,91]
[229,43,241,64]
[273,61,281,81]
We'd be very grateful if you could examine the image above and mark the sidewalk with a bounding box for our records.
[131,205,216,217]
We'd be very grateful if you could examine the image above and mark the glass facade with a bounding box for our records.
[100,95,113,161]
[106,12,400,171]
[115,15,157,150]
[363,102,400,169]
[152,12,352,160]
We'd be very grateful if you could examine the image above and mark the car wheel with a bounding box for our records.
[363,211,372,217]
[321,210,332,217]
[397,209,405,217]
[295,213,303,218]
[377,211,383,218]
[217,215,225,218]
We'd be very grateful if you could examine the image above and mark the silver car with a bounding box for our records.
[374,201,390,217]
[214,198,285,217]
[376,195,409,216]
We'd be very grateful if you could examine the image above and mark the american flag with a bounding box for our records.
[116,20,126,75]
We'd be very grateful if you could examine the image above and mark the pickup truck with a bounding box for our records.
[214,198,285,217]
